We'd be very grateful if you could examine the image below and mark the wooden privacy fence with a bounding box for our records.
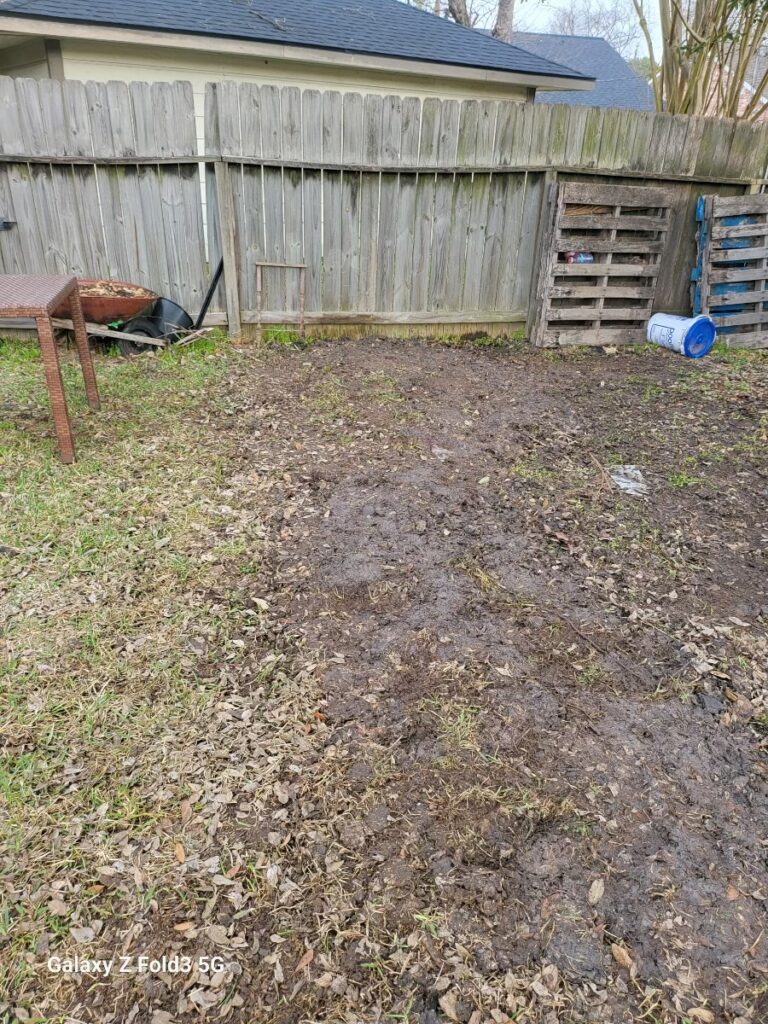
[0,77,207,314]
[203,82,768,331]
[2,74,768,339]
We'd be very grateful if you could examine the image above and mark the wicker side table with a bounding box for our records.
[0,275,101,463]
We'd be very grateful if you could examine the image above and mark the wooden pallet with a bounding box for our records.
[531,182,675,348]
[698,193,768,349]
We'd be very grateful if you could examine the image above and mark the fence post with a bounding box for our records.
[214,160,241,337]
[527,169,558,343]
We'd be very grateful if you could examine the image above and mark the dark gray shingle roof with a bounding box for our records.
[512,31,653,109]
[0,0,591,82]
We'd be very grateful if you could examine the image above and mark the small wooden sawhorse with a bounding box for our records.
[0,274,101,463]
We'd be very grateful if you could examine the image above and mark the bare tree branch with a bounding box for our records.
[404,0,768,122]
[546,0,641,58]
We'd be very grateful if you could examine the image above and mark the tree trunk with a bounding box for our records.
[447,0,471,26]
[493,0,516,41]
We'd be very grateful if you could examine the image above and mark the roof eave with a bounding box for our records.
[0,14,594,91]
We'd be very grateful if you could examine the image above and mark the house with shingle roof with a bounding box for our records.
[0,0,592,132]
[511,31,653,111]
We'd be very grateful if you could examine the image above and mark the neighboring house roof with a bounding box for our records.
[744,47,768,121]
[511,32,653,110]
[700,66,768,123]
[744,46,768,91]
[0,0,592,85]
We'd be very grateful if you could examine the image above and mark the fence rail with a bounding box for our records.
[1,74,767,337]
[205,82,768,181]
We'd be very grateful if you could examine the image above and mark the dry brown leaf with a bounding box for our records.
[611,943,633,970]
[541,963,559,992]
[206,924,229,946]
[688,1010,715,1024]
[189,987,222,1010]
[174,842,186,864]
[588,878,605,906]
[438,991,460,1021]
[296,948,314,972]
[330,973,347,995]
[265,864,280,887]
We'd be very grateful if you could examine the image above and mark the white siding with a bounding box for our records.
[61,39,529,152]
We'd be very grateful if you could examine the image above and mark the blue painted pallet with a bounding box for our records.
[693,194,768,345]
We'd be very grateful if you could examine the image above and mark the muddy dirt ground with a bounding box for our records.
[234,338,767,1023]
[8,336,766,1024]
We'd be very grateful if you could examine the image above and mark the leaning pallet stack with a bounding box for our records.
[532,182,675,348]
[695,193,768,349]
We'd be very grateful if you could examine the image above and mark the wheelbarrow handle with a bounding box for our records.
[194,259,224,330]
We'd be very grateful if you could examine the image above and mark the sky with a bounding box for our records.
[519,0,659,43]
[467,0,663,56]
[400,0,663,60]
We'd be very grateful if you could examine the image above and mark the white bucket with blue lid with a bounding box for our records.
[647,313,716,359]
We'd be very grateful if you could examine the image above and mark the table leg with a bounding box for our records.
[37,315,76,464]
[69,287,101,411]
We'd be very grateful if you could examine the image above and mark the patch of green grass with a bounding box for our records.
[668,471,704,488]
[542,344,590,362]
[560,819,593,837]
[0,751,61,807]
[710,340,762,367]
[644,677,697,703]
[261,327,306,348]
[0,337,41,366]
[456,783,577,826]
[308,372,355,420]
[672,360,756,400]
[510,454,555,484]
[413,910,443,937]
[575,660,606,687]
[364,371,404,406]
[433,329,525,350]
[0,333,278,1001]
[422,698,481,751]
[455,552,506,595]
